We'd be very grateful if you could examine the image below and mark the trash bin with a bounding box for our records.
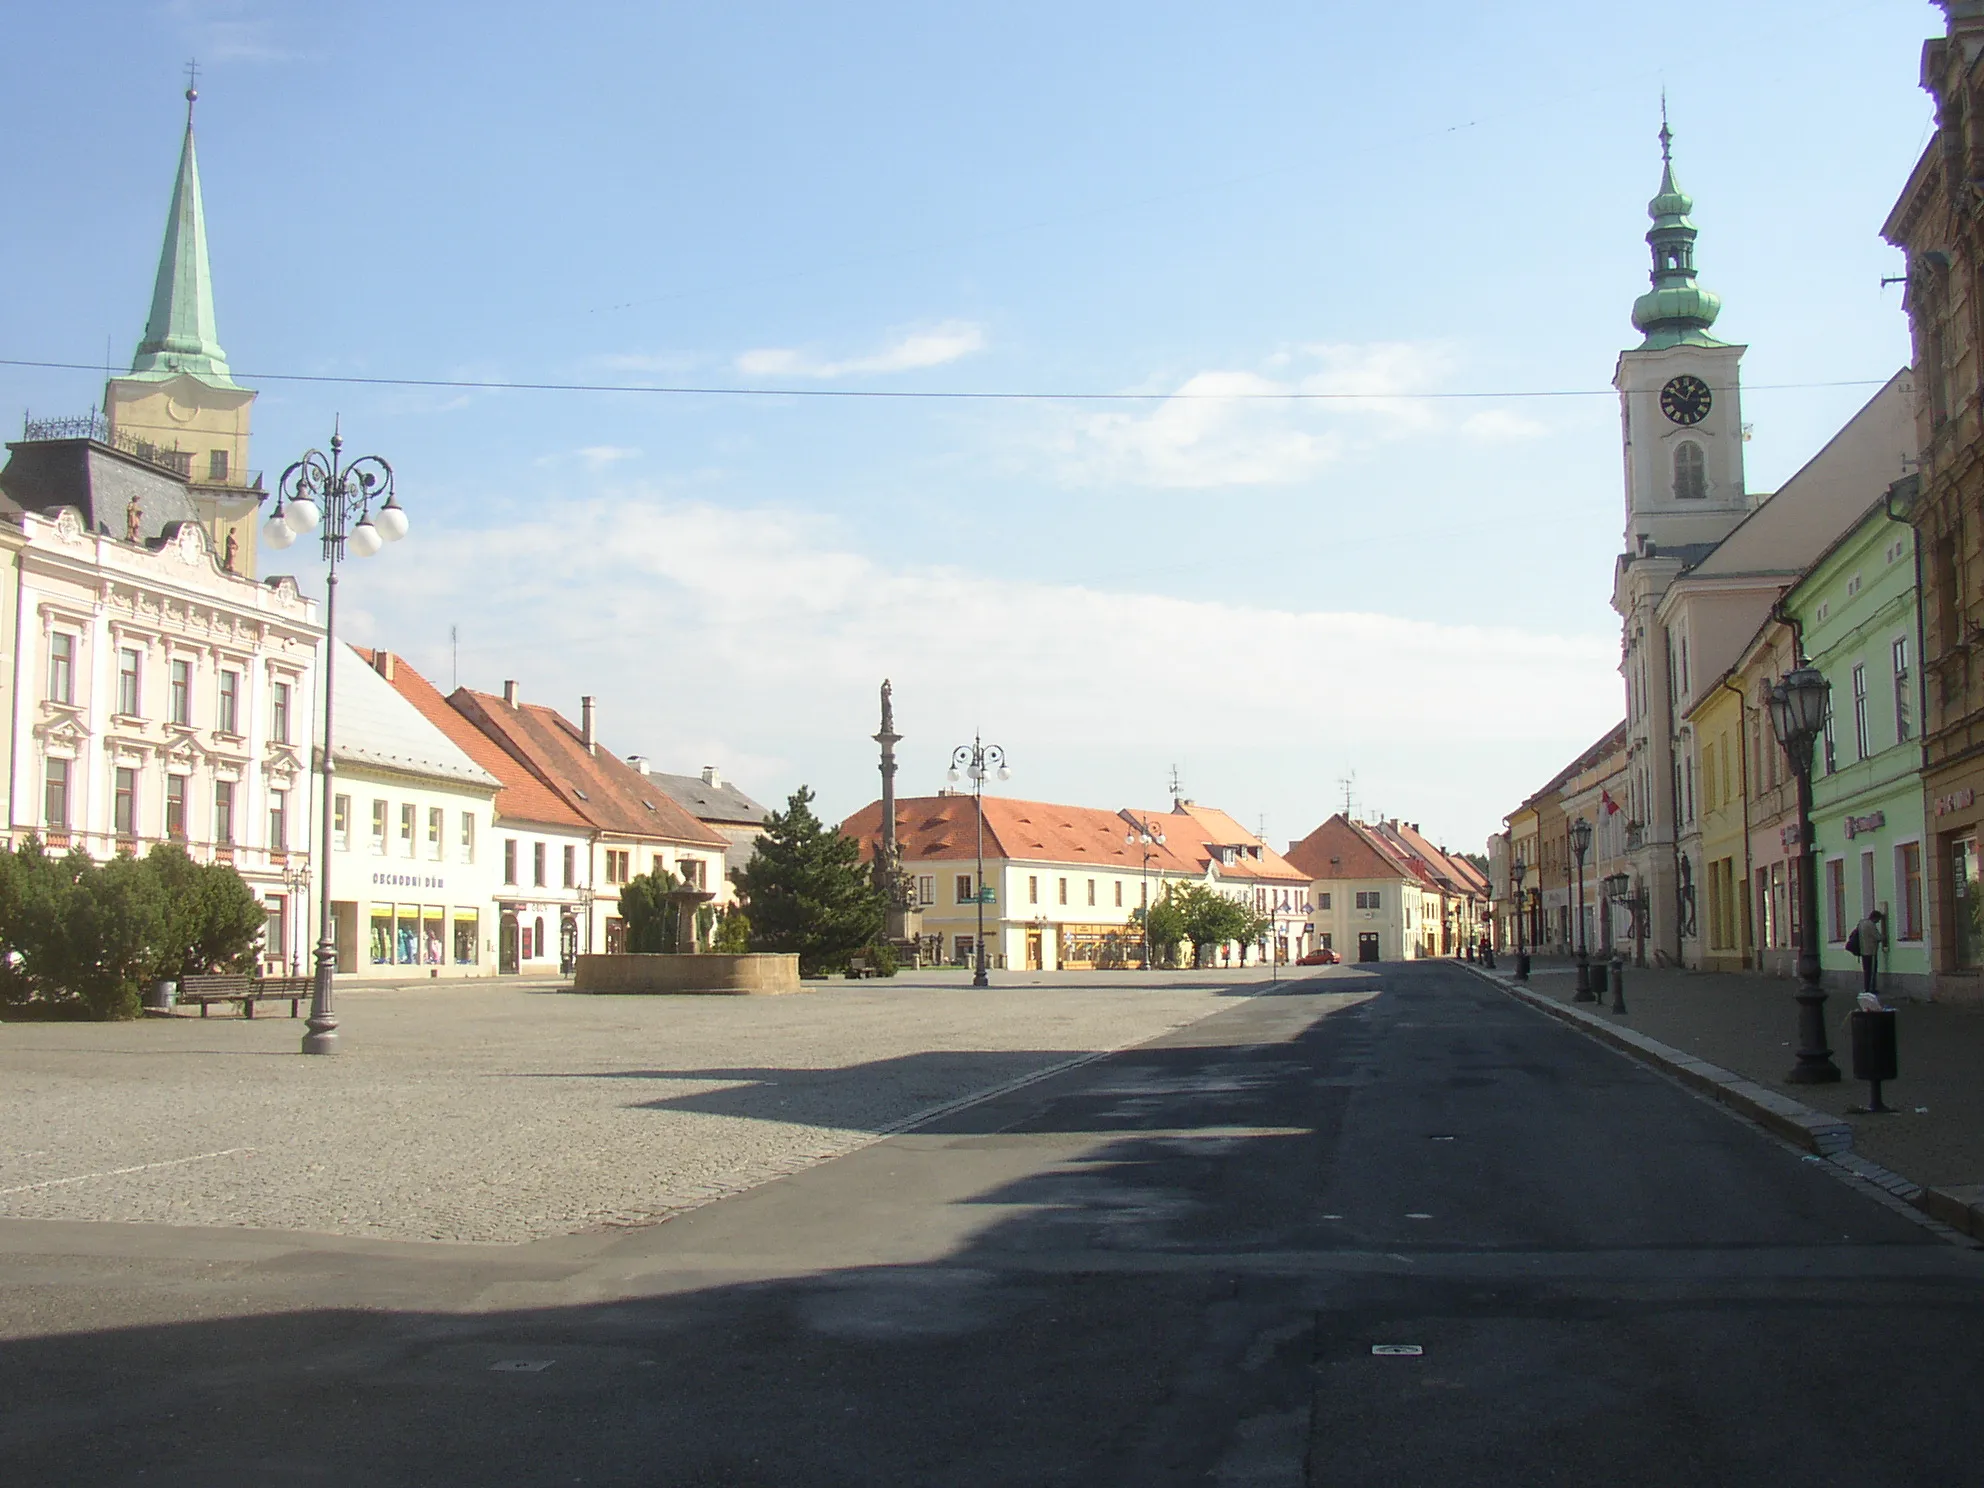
[1850,1009,1898,1082]
[1515,951,1530,981]
[1590,960,1608,995]
[142,979,178,1013]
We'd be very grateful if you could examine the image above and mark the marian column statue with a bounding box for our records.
[873,680,920,943]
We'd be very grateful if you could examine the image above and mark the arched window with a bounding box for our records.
[1673,440,1707,500]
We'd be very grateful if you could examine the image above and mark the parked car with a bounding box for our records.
[1297,947,1339,966]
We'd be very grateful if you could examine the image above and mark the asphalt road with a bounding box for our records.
[3,961,1981,1485]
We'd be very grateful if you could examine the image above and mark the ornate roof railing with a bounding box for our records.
[19,412,261,489]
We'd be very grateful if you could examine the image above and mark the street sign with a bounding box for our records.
[976,887,997,904]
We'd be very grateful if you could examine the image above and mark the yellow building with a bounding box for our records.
[100,88,264,575]
[1684,673,1753,971]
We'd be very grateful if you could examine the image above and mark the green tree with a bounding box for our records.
[1137,895,1187,968]
[1170,883,1256,967]
[711,907,752,954]
[618,867,682,953]
[146,844,266,979]
[733,787,885,976]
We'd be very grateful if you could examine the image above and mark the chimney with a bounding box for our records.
[371,649,394,682]
[625,754,650,774]
[701,765,721,787]
[581,695,596,752]
[502,680,519,707]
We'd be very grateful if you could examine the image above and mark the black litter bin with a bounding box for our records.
[1849,1009,1899,1113]
[1590,961,1608,996]
[1515,951,1531,980]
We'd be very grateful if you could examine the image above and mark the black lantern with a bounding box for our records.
[1570,816,1594,1000]
[1769,666,1840,1083]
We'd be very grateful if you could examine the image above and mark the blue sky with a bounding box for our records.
[1,1,1935,852]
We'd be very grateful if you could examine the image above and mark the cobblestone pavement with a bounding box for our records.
[0,968,1297,1243]
[1512,955,1984,1189]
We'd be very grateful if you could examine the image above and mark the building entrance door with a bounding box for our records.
[1358,931,1381,963]
[499,913,519,974]
[1025,930,1042,971]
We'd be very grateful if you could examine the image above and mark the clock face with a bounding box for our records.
[1660,374,1712,426]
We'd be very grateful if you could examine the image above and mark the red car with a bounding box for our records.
[1297,947,1339,966]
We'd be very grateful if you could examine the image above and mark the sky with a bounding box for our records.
[0,0,1936,855]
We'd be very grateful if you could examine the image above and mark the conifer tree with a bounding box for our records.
[733,787,885,976]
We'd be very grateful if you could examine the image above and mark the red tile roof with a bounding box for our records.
[1284,814,1412,882]
[1122,802,1311,885]
[447,686,726,849]
[356,649,590,832]
[842,794,1203,874]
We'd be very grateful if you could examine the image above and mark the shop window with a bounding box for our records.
[423,909,445,966]
[370,909,393,965]
[1953,837,1984,969]
[454,911,480,965]
[1897,842,1924,942]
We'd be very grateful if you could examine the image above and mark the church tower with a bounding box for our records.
[103,79,262,575]
[1613,114,1754,559]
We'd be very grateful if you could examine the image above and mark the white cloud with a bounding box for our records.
[1054,341,1466,489]
[341,490,1619,850]
[735,320,986,379]
[576,445,641,471]
[1460,408,1549,441]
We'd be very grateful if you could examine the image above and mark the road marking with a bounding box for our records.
[0,1147,253,1197]
[490,1360,556,1372]
[1405,1212,1433,1219]
[1371,1345,1423,1356]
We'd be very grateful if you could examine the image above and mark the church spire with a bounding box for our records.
[129,69,237,387]
[1630,104,1724,351]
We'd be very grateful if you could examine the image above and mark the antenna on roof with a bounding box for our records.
[450,624,459,691]
[1168,764,1183,807]
[1338,771,1357,819]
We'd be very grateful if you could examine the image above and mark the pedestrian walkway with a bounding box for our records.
[1499,955,1984,1195]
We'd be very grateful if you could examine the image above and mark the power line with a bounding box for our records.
[0,356,1889,404]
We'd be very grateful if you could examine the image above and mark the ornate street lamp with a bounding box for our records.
[1570,817,1594,1001]
[1768,666,1841,1083]
[265,425,408,1054]
[1512,856,1529,980]
[281,860,312,978]
[1125,815,1167,971]
[948,735,1008,988]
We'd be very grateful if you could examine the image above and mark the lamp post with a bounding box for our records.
[281,860,312,978]
[1125,815,1167,971]
[1768,666,1841,1083]
[264,426,408,1054]
[1512,856,1529,979]
[948,735,1008,988]
[1570,816,1594,1001]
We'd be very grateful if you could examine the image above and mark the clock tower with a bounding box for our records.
[1613,116,1753,559]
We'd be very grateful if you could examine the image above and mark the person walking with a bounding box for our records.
[1849,908,1887,996]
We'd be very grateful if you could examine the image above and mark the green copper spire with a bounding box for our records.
[128,81,237,387]
[1630,107,1724,351]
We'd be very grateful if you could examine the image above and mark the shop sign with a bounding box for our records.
[1843,812,1887,840]
[373,872,445,890]
[1934,787,1976,818]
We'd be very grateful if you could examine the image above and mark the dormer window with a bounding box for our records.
[1673,440,1707,500]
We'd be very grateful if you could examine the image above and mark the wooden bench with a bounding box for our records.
[846,955,881,979]
[178,974,312,1019]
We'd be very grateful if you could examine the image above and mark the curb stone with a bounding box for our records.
[1457,961,1984,1241]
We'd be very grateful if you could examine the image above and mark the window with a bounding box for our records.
[1898,842,1924,941]
[269,789,286,851]
[1894,638,1912,743]
[1086,879,1096,906]
[1852,664,1870,760]
[956,873,974,903]
[1860,850,1877,920]
[917,875,935,906]
[1114,881,1123,908]
[1673,440,1707,500]
[1827,859,1847,942]
[428,807,443,860]
[272,682,291,744]
[563,844,577,888]
[1822,699,1837,776]
[1953,837,1983,968]
[42,758,70,827]
[954,935,975,963]
[682,858,706,891]
[399,803,416,856]
[117,648,142,717]
[371,800,388,853]
[605,849,632,885]
[653,854,666,878]
[214,781,235,844]
[170,659,191,725]
[334,794,351,850]
[208,449,229,482]
[1356,890,1381,909]
[218,670,239,735]
[166,776,187,840]
[1319,892,1332,910]
[1057,877,1068,905]
[460,812,475,862]
[1028,875,1039,904]
[114,767,137,839]
[533,841,547,887]
[47,633,74,704]
[504,839,519,885]
[265,895,286,967]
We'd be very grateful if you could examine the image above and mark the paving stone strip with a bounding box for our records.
[1465,962,1984,1242]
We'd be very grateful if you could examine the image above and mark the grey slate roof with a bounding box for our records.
[643,769,770,827]
[0,438,202,542]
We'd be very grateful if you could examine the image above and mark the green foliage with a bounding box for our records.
[618,867,682,953]
[732,787,885,977]
[1137,896,1187,968]
[1168,883,1257,967]
[711,908,752,954]
[849,940,900,978]
[0,838,268,1020]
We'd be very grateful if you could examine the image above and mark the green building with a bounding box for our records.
[1783,483,1930,996]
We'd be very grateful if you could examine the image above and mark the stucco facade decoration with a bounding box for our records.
[0,504,320,969]
[1883,0,1984,998]
[1783,496,1933,997]
[842,793,1203,971]
[316,648,500,981]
